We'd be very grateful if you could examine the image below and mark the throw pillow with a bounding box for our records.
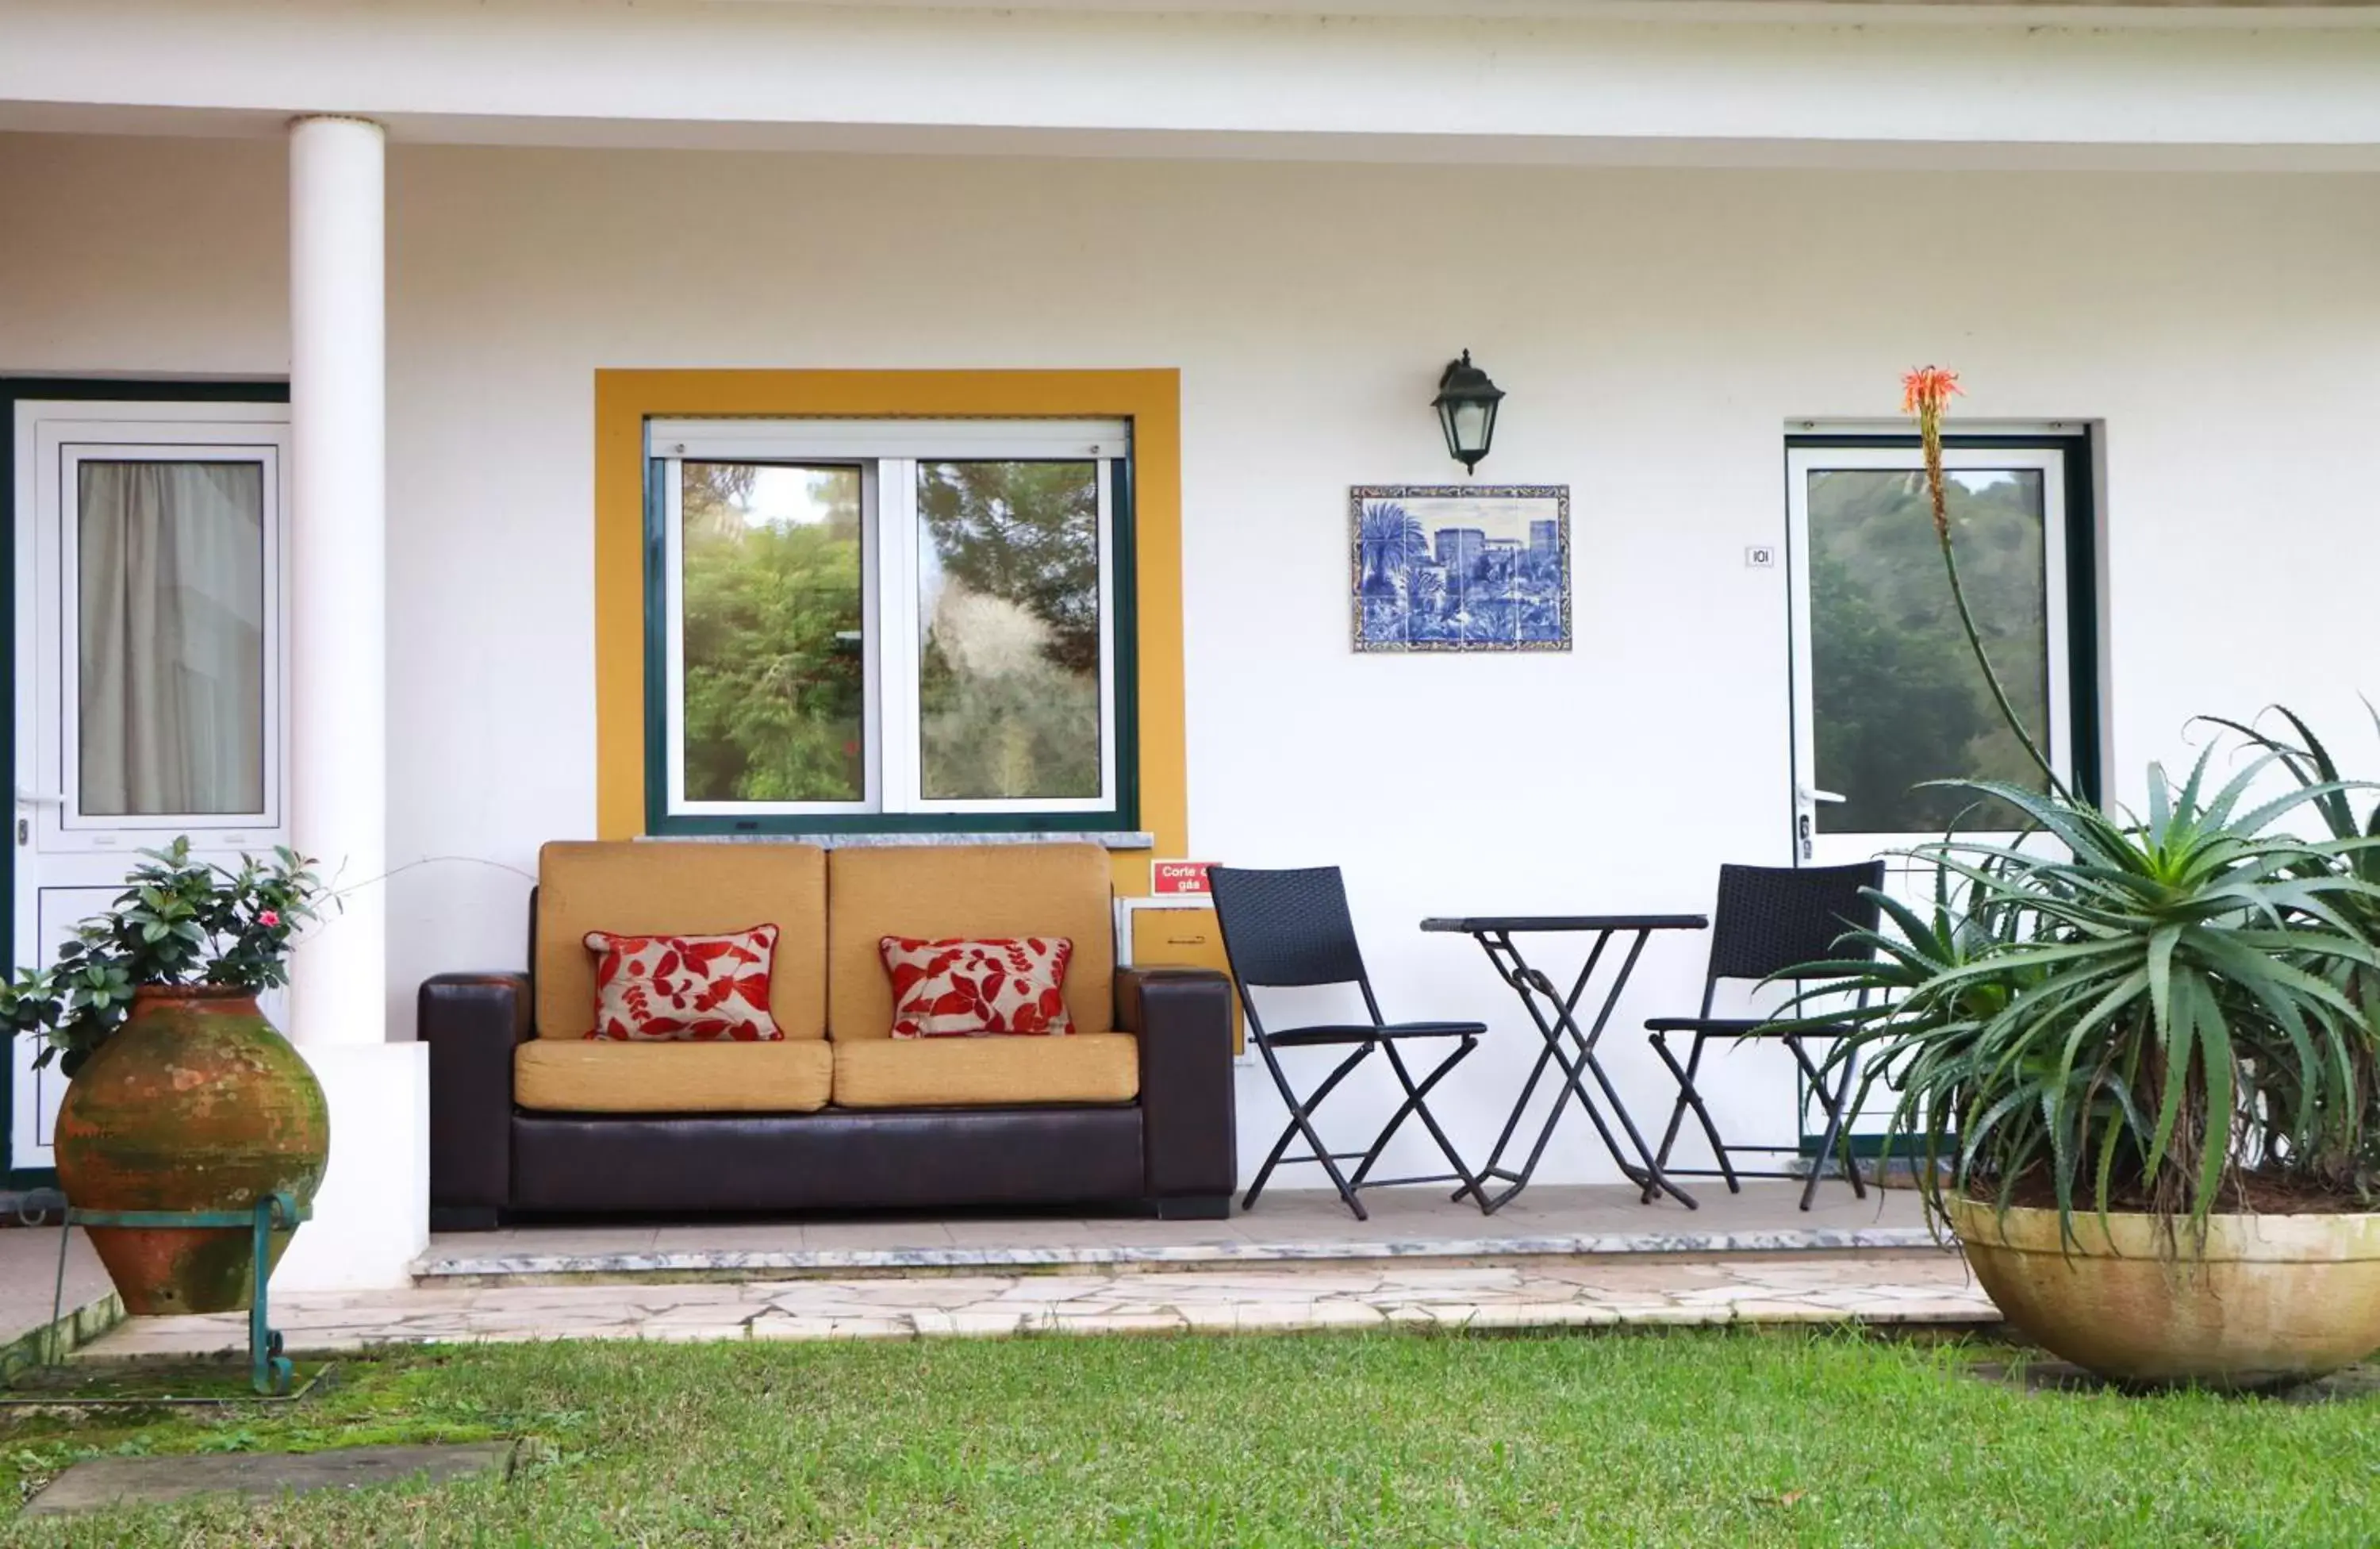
[585,924,782,1042]
[881,936,1076,1038]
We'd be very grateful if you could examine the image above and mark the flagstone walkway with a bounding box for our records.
[416,1182,1935,1280]
[85,1252,1993,1358]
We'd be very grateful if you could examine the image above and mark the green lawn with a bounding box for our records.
[2,1328,2374,1546]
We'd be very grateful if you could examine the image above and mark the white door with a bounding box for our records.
[1785,440,2083,1150]
[1788,442,2078,879]
[10,402,291,1172]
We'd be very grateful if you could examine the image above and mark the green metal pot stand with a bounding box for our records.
[50,1192,309,1395]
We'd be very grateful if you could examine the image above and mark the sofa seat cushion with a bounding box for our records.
[516,1039,832,1114]
[831,1032,1138,1109]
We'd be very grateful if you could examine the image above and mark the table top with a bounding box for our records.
[1419,913,1710,934]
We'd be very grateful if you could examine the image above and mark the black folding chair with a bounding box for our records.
[1642,861,1886,1211]
[1209,865,1488,1220]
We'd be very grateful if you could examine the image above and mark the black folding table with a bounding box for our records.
[1421,914,1708,1213]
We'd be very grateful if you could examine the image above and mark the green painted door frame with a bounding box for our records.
[0,378,290,1189]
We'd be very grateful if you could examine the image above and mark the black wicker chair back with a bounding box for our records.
[1706,862,1886,985]
[1207,865,1371,990]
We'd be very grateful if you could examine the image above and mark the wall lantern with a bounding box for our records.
[1433,349,1505,474]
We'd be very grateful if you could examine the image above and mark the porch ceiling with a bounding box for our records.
[6,0,2380,171]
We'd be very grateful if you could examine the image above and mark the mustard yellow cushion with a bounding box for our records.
[830,1032,1138,1109]
[516,1039,832,1114]
[827,844,1114,1040]
[536,841,827,1041]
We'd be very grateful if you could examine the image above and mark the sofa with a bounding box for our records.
[421,840,1238,1228]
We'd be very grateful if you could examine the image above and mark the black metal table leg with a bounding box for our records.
[1462,927,1698,1211]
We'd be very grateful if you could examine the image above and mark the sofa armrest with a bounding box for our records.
[1118,967,1237,1211]
[420,973,530,1227]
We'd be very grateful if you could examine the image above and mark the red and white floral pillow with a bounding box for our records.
[585,924,782,1042]
[881,936,1075,1038]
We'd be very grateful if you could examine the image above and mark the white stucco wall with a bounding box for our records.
[4,131,2378,1186]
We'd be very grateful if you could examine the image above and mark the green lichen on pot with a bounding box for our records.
[55,986,329,1316]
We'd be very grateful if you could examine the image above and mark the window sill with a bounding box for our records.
[637,830,1157,851]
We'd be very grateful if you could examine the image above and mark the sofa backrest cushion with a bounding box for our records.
[827,844,1114,1040]
[535,841,827,1040]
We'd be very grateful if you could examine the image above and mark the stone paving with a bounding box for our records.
[22,1442,517,1519]
[417,1182,1935,1280]
[84,1251,1993,1358]
[0,1226,119,1364]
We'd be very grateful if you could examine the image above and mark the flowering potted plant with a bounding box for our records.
[1791,371,2380,1389]
[0,839,333,1316]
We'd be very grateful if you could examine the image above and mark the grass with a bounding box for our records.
[0,1328,2373,1546]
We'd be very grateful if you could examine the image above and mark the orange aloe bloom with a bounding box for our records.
[1902,366,1962,540]
[1900,366,1963,419]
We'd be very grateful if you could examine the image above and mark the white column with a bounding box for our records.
[287,114,386,1049]
[277,115,427,1293]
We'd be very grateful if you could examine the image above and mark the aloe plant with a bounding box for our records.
[1794,744,2380,1241]
[1789,371,2380,1243]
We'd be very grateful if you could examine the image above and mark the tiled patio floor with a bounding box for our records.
[416,1181,1937,1280]
[72,1182,1990,1361]
[87,1252,1990,1358]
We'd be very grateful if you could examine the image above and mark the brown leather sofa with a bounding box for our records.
[421,840,1237,1229]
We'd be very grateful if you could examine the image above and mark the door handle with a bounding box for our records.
[1794,784,1843,861]
[12,789,63,808]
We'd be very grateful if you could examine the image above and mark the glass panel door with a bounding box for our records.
[1784,440,2080,1155]
[1788,444,2075,875]
[11,406,292,1172]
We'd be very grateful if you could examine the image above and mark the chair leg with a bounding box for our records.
[1648,1032,1695,1176]
[1353,1036,1487,1213]
[1645,1031,1741,1203]
[1791,1036,1867,1210]
[1246,1039,1376,1219]
[1345,1038,1438,1190]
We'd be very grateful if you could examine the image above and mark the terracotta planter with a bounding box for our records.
[54,986,330,1316]
[1948,1194,2380,1389]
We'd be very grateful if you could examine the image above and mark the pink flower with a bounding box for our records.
[259,910,281,928]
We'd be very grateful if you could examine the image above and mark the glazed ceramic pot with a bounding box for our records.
[1948,1194,2380,1390]
[53,986,329,1316]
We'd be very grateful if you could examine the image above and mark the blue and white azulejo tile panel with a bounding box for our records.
[1349,485,1571,652]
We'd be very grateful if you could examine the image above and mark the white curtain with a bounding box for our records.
[77,461,266,816]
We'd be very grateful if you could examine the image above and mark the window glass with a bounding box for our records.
[77,459,267,816]
[678,462,866,804]
[916,460,1101,801]
[1806,467,2049,835]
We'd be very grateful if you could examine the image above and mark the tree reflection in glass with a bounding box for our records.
[679,462,866,803]
[916,461,1101,801]
[1808,468,2048,836]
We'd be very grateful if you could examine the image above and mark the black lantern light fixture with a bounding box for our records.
[1433,349,1505,474]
